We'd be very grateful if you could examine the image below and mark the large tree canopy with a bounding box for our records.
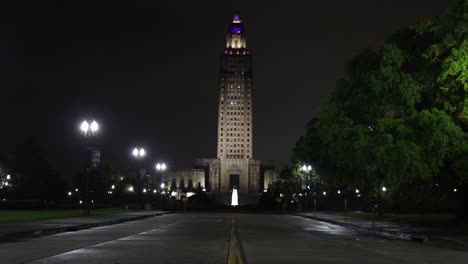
[293,0,467,199]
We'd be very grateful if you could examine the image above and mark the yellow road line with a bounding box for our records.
[227,216,244,264]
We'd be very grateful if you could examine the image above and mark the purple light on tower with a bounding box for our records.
[229,25,243,34]
[233,14,241,22]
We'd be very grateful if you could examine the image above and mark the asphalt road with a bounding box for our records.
[0,213,467,264]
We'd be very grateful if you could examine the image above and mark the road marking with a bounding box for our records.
[24,221,177,264]
[227,216,245,264]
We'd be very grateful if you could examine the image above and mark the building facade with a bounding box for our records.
[167,13,277,201]
[216,13,255,192]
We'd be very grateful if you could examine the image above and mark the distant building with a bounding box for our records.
[166,13,277,203]
[162,169,205,191]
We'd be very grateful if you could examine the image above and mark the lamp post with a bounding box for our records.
[80,120,99,215]
[378,186,387,216]
[132,147,146,209]
[301,164,313,211]
[337,189,349,221]
[155,162,167,186]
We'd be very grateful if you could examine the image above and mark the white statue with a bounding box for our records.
[231,187,239,206]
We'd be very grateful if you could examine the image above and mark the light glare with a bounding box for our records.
[132,148,139,157]
[139,148,145,157]
[91,120,99,132]
[80,121,89,133]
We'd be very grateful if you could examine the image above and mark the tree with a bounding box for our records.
[11,138,67,202]
[293,0,467,217]
[76,164,120,204]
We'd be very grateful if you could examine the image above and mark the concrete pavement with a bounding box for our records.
[0,213,467,263]
[0,210,169,242]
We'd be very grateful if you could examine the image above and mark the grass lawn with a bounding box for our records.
[0,208,131,223]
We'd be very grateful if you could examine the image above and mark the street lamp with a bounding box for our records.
[79,119,100,215]
[377,186,387,217]
[301,164,314,211]
[156,163,167,171]
[155,162,167,192]
[133,148,145,158]
[338,189,349,221]
[132,147,146,209]
[81,120,99,136]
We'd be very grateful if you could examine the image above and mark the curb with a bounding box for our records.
[0,211,172,242]
[293,213,468,251]
[293,213,425,241]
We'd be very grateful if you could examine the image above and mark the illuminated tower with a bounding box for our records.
[216,13,254,192]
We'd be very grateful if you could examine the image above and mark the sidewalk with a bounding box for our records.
[0,210,170,242]
[295,212,468,251]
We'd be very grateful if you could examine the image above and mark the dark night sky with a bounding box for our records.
[0,0,456,183]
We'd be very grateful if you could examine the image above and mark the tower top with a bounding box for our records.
[233,13,241,23]
[228,12,245,35]
[225,12,249,54]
